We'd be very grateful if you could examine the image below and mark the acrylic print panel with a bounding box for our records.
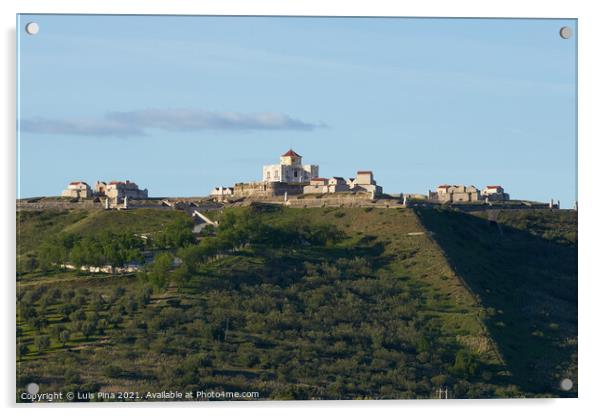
[16,15,577,402]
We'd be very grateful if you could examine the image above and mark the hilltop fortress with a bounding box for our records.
[213,149,383,200]
[32,148,567,213]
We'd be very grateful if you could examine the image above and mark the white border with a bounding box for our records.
[2,1,601,415]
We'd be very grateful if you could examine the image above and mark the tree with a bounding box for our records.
[163,218,195,249]
[21,255,38,273]
[51,324,66,341]
[81,320,97,340]
[59,303,77,320]
[451,349,479,377]
[109,286,126,303]
[38,233,77,271]
[137,286,152,306]
[172,264,192,285]
[91,294,106,311]
[69,309,85,323]
[146,252,174,290]
[59,330,71,347]
[31,315,48,332]
[17,343,29,358]
[69,244,87,270]
[107,308,124,329]
[34,335,50,354]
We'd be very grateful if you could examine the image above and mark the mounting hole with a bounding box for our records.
[25,22,39,35]
[560,378,573,391]
[559,26,572,39]
[26,382,40,395]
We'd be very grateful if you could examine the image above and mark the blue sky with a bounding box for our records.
[17,15,577,205]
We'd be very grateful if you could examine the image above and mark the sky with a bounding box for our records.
[17,15,577,206]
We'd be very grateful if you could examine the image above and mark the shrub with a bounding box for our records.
[34,335,50,354]
[103,365,123,378]
[451,349,479,377]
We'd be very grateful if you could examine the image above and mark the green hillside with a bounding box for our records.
[15,206,577,400]
[17,209,189,266]
[415,208,577,396]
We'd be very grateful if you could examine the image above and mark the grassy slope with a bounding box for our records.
[16,206,577,399]
[415,208,577,396]
[245,207,498,359]
[17,209,189,256]
[17,210,88,257]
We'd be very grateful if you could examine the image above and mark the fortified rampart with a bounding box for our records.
[234,181,306,198]
[16,198,103,211]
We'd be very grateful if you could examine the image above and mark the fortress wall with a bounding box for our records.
[234,182,306,198]
[16,199,103,211]
[286,197,404,209]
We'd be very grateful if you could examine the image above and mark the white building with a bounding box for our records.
[328,177,350,193]
[211,186,234,198]
[262,149,319,183]
[482,185,510,201]
[61,181,93,198]
[303,178,329,194]
[303,171,382,196]
[105,180,148,202]
[430,184,480,202]
[349,171,383,196]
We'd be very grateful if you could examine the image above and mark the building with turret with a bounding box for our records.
[262,149,319,183]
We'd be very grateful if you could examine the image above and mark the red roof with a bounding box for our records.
[282,149,301,157]
[109,181,125,185]
[311,178,328,182]
[438,184,451,188]
[486,185,502,189]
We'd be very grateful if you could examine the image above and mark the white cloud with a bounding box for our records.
[21,108,325,137]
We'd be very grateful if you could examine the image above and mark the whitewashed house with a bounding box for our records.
[61,181,93,198]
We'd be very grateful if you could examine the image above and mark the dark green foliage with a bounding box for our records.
[143,252,174,290]
[34,335,50,354]
[103,365,123,378]
[36,231,146,272]
[451,349,479,377]
[17,342,29,358]
[415,208,577,396]
[16,206,577,400]
[154,218,195,249]
[59,330,71,347]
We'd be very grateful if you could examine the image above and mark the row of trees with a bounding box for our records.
[32,218,194,273]
[37,231,145,272]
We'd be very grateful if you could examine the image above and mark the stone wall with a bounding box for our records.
[16,198,103,211]
[234,181,306,198]
[286,194,403,209]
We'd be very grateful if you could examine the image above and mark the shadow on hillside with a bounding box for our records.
[414,208,577,397]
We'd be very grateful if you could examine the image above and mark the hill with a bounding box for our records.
[15,206,577,400]
[415,208,577,396]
